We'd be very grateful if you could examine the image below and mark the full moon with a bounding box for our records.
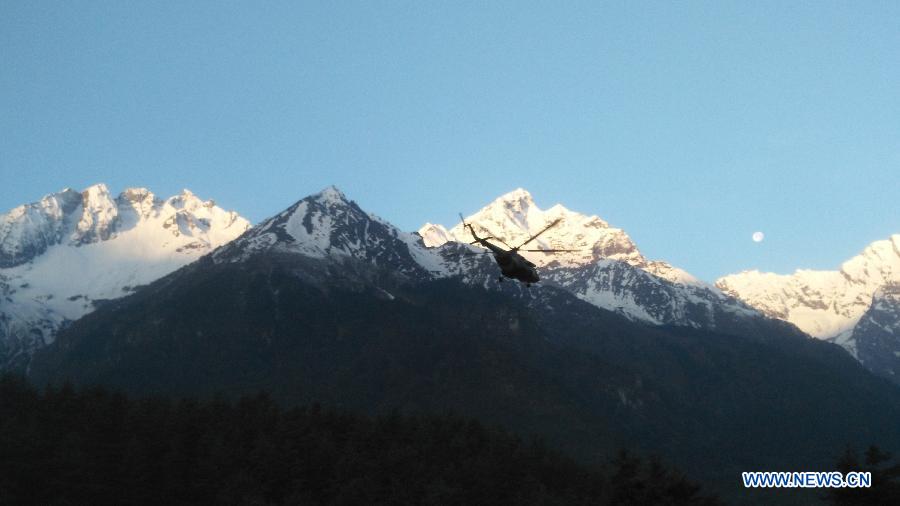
[752,231,765,243]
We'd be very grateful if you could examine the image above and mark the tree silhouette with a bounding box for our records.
[829,445,900,505]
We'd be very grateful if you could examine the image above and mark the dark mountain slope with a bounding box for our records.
[31,255,636,460]
[29,250,900,502]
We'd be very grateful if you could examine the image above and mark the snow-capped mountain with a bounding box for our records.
[0,184,250,369]
[420,188,758,327]
[212,186,762,331]
[34,186,900,502]
[216,186,433,277]
[213,186,498,290]
[716,235,900,351]
[420,188,691,281]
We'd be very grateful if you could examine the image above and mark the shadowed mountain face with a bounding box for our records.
[29,188,900,501]
[851,284,900,382]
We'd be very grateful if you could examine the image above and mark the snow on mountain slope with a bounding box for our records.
[213,186,496,289]
[218,185,717,319]
[419,188,757,327]
[421,188,704,285]
[0,189,82,268]
[716,235,900,346]
[215,186,432,275]
[1,183,788,371]
[0,184,250,369]
[422,188,641,265]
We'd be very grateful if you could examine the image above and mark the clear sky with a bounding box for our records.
[2,1,898,281]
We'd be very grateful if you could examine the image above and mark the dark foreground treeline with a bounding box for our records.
[0,375,720,506]
[830,446,900,506]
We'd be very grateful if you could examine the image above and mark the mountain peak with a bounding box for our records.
[418,222,452,248]
[545,202,567,214]
[1,184,249,267]
[1,184,250,367]
[486,188,535,216]
[74,183,118,244]
[717,233,900,342]
[496,187,533,202]
[840,234,900,284]
[312,185,348,204]
[422,189,644,268]
[82,182,110,195]
[119,187,155,203]
[121,186,151,196]
[80,183,115,212]
[214,187,438,281]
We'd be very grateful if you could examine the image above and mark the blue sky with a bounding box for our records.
[2,1,898,281]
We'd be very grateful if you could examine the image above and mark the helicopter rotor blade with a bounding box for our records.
[475,226,514,250]
[520,248,582,253]
[514,218,563,250]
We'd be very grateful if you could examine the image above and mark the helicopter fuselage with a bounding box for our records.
[475,240,540,284]
[459,216,575,286]
[494,250,539,284]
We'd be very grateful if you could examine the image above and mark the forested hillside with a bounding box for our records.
[0,375,721,505]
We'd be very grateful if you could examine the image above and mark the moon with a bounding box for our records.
[752,231,765,243]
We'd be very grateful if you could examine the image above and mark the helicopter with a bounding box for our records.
[459,214,578,286]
